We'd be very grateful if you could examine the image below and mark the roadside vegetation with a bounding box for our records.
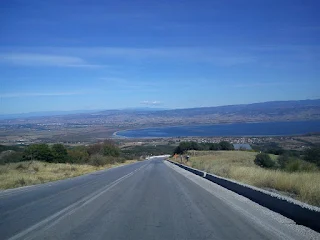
[172,141,320,206]
[0,140,138,190]
[121,144,176,160]
[173,141,234,154]
[0,160,136,189]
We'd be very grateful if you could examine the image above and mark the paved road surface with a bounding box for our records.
[0,158,318,239]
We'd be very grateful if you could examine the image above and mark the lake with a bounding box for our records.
[114,120,320,138]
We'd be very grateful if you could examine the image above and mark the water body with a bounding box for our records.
[115,120,320,138]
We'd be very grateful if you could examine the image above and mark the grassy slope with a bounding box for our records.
[0,160,136,190]
[175,151,320,206]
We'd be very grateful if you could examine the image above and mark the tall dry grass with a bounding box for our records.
[0,160,136,190]
[179,151,320,206]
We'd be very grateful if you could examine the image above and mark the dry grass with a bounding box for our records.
[174,151,320,206]
[0,160,137,190]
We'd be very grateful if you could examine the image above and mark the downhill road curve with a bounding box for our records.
[0,158,319,240]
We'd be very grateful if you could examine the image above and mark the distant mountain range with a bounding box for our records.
[0,107,169,120]
[1,99,319,142]
[152,99,320,118]
[95,107,169,115]
[0,109,102,120]
[1,100,320,126]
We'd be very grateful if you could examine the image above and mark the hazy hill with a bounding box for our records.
[1,99,320,127]
[150,99,320,118]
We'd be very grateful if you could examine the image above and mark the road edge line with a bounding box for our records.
[8,163,148,240]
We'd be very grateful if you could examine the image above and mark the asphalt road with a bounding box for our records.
[0,158,318,240]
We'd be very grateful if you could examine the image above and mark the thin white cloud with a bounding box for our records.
[0,53,102,68]
[140,100,162,105]
[78,47,256,66]
[0,47,257,67]
[99,77,129,84]
[0,91,87,98]
[99,77,159,91]
[231,82,295,88]
[4,44,318,68]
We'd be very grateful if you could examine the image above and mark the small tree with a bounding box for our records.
[87,143,103,155]
[51,144,68,163]
[209,143,220,150]
[68,146,89,164]
[102,143,120,157]
[173,145,184,154]
[254,153,275,168]
[304,146,320,167]
[87,140,121,158]
[173,141,199,155]
[219,141,234,150]
[88,154,108,166]
[0,151,23,164]
[23,144,54,162]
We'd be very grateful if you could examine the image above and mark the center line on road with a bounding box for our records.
[7,163,148,240]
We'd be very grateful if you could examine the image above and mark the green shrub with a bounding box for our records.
[88,154,108,166]
[278,154,294,169]
[209,143,220,150]
[283,159,318,172]
[299,161,318,171]
[88,154,120,166]
[103,144,120,157]
[0,145,23,153]
[67,146,89,164]
[284,159,301,172]
[0,151,23,165]
[87,140,121,157]
[23,144,53,162]
[173,141,200,154]
[277,152,319,172]
[252,142,285,155]
[219,141,234,150]
[122,144,174,158]
[173,141,234,154]
[254,153,275,168]
[87,143,103,155]
[51,144,68,163]
[173,145,184,154]
[304,146,320,167]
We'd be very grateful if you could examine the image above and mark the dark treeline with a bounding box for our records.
[0,141,129,166]
[0,145,23,153]
[252,142,289,155]
[254,145,320,172]
[122,144,176,160]
[252,141,320,169]
[172,140,320,172]
[173,141,234,154]
[0,141,177,166]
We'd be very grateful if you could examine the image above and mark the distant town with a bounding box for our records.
[1,99,319,148]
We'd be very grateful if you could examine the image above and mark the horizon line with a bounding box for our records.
[1,98,319,118]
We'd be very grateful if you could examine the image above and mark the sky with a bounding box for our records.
[0,0,319,114]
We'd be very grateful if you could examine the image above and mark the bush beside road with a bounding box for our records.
[0,140,141,190]
[172,150,320,206]
[0,160,137,190]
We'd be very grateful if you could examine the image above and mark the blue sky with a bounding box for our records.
[0,0,319,114]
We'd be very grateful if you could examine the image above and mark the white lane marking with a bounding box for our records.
[1,175,109,217]
[8,163,148,240]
